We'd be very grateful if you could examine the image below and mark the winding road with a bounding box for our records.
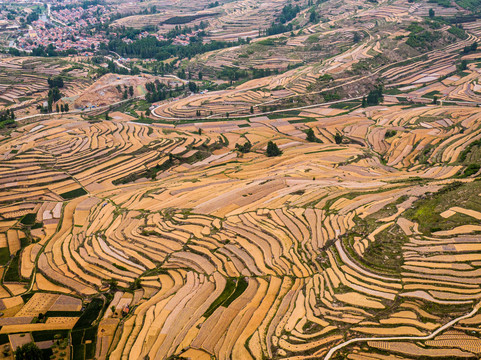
[323,301,481,360]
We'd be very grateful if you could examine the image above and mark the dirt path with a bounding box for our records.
[323,301,481,360]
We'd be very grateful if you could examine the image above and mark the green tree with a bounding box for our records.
[129,86,134,97]
[14,342,42,360]
[353,32,361,43]
[305,128,319,142]
[235,141,252,153]
[334,133,343,144]
[188,81,197,93]
[429,8,435,18]
[266,141,282,157]
[107,279,118,291]
[48,76,64,89]
[64,103,69,112]
[366,86,383,106]
[250,106,254,114]
[48,87,62,102]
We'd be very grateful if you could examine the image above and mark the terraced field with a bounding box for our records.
[1,0,481,357]
[0,56,94,119]
[1,97,481,358]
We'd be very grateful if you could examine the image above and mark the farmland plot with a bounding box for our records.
[1,92,481,358]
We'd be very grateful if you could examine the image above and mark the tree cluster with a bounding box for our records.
[362,86,384,107]
[0,109,15,129]
[14,342,43,360]
[145,80,183,103]
[277,4,301,24]
[462,41,478,54]
[266,141,282,157]
[47,76,64,89]
[105,35,248,62]
[305,128,321,143]
[235,141,252,153]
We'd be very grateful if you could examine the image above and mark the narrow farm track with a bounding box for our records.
[324,302,481,360]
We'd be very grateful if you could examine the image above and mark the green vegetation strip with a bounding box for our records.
[203,277,248,318]
[60,188,87,200]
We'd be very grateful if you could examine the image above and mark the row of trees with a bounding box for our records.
[165,22,208,39]
[55,103,70,113]
[144,80,190,103]
[217,66,280,82]
[103,35,249,61]
[234,140,282,157]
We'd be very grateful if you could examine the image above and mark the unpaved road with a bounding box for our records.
[323,301,481,360]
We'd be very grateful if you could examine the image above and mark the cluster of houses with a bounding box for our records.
[13,3,110,52]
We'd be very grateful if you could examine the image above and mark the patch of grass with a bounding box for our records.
[362,224,407,274]
[72,344,85,360]
[71,330,84,345]
[112,263,128,271]
[0,248,10,266]
[423,90,441,98]
[32,330,69,342]
[60,188,87,200]
[305,148,343,154]
[288,118,317,124]
[257,39,275,46]
[266,110,300,119]
[222,277,248,307]
[74,298,103,329]
[458,163,480,178]
[384,88,403,95]
[45,311,83,317]
[328,101,360,109]
[405,181,481,234]
[31,222,43,229]
[448,25,468,39]
[306,34,320,43]
[203,278,236,318]
[85,341,95,358]
[4,254,20,282]
[20,213,36,225]
[458,138,481,163]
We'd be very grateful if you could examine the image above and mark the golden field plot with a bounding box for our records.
[1,94,481,359]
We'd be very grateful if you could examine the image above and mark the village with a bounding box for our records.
[0,0,205,54]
